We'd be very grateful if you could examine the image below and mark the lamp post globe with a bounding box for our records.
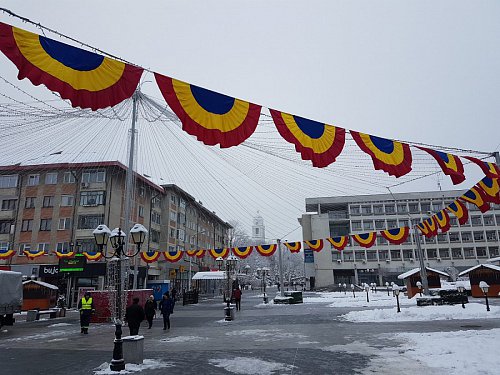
[364,284,370,303]
[416,281,423,296]
[393,284,401,313]
[479,281,490,312]
[385,281,390,296]
[456,282,466,309]
[350,283,355,298]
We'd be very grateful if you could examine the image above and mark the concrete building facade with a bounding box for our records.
[302,190,500,288]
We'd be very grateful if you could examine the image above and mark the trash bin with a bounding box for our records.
[26,310,38,322]
[122,335,144,365]
[224,306,235,321]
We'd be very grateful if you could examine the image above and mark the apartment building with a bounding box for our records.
[301,190,500,288]
[0,162,231,303]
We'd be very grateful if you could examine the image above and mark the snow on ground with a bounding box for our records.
[4,330,68,342]
[93,359,174,374]
[160,335,207,343]
[208,356,295,375]
[48,323,72,327]
[341,303,499,322]
[226,329,307,341]
[303,291,416,308]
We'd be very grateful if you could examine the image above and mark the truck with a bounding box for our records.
[0,270,23,328]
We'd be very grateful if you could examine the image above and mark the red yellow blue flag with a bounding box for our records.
[255,244,277,257]
[446,200,469,225]
[459,186,490,213]
[380,227,409,245]
[464,157,500,179]
[418,147,465,185]
[284,242,301,253]
[140,250,161,263]
[232,246,253,259]
[326,236,349,251]
[352,232,377,248]
[304,239,324,252]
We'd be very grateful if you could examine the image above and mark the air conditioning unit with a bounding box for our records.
[81,182,89,188]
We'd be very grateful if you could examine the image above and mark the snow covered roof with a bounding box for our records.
[23,280,59,290]
[487,256,500,264]
[192,271,226,280]
[397,267,449,280]
[458,264,500,276]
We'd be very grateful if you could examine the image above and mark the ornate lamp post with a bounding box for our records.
[456,282,466,309]
[479,281,490,312]
[385,282,390,296]
[416,281,423,297]
[217,255,238,320]
[393,284,401,313]
[364,283,370,303]
[351,283,355,298]
[93,223,147,372]
[343,283,347,295]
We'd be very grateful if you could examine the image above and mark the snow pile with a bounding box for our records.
[391,329,500,375]
[226,329,307,341]
[209,356,295,375]
[304,291,415,307]
[160,335,206,343]
[93,359,174,374]
[341,303,500,322]
[48,323,72,327]
[4,330,68,342]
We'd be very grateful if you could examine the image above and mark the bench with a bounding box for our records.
[36,309,58,320]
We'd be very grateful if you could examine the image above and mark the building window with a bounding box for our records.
[43,196,54,207]
[461,232,472,242]
[464,248,475,258]
[473,231,485,242]
[21,219,33,232]
[138,186,145,197]
[420,202,431,213]
[0,220,12,234]
[77,214,104,229]
[361,206,372,215]
[452,248,463,259]
[177,229,185,241]
[449,232,460,242]
[170,194,177,204]
[82,170,106,183]
[332,251,341,261]
[179,199,186,210]
[169,228,175,238]
[375,220,385,230]
[355,251,365,261]
[409,203,419,213]
[58,218,72,230]
[378,250,389,260]
[386,220,397,229]
[425,236,436,244]
[483,215,494,226]
[366,251,377,261]
[363,221,374,230]
[397,204,408,214]
[351,221,361,231]
[151,229,160,243]
[488,247,499,258]
[0,175,18,188]
[437,234,448,243]
[449,217,458,227]
[471,216,482,226]
[56,242,70,253]
[151,211,161,225]
[152,197,161,208]
[390,250,401,260]
[432,202,443,212]
[78,239,95,254]
[25,197,36,209]
[169,211,176,221]
[426,249,437,259]
[18,243,31,256]
[80,191,105,206]
[40,219,52,231]
[373,205,384,214]
[403,250,413,260]
[45,172,58,185]
[350,206,360,216]
[0,242,9,251]
[439,249,450,259]
[377,237,388,246]
[63,171,76,184]
[38,243,50,254]
[27,174,40,186]
[61,195,74,206]
[1,199,16,210]
[486,231,497,242]
[476,247,487,258]
[138,205,145,217]
[385,204,395,214]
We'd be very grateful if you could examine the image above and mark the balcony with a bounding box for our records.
[328,212,348,220]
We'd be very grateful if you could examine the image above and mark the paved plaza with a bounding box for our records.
[1,288,499,374]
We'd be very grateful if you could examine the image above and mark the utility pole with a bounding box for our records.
[414,225,429,295]
[277,239,285,297]
[493,151,500,166]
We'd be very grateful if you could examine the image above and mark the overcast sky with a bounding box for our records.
[0,1,499,241]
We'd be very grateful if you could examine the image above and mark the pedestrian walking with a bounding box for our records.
[144,295,157,329]
[78,292,95,334]
[159,292,174,330]
[232,288,242,311]
[125,297,145,336]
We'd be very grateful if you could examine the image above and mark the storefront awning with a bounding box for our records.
[192,271,225,280]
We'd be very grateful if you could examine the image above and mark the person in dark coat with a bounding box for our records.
[144,295,157,329]
[159,292,174,330]
[125,297,145,335]
[232,288,242,311]
[170,287,177,313]
[78,292,95,334]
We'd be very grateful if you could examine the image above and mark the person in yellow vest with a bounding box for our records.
[78,292,95,334]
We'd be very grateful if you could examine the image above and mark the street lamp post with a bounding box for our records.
[364,284,370,303]
[393,284,401,313]
[338,283,342,293]
[93,223,147,372]
[479,281,490,312]
[343,283,347,295]
[351,283,355,298]
[456,282,466,309]
[217,255,238,320]
[385,282,390,296]
[416,281,423,297]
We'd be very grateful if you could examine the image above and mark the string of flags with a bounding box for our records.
[0,21,498,180]
[1,175,497,262]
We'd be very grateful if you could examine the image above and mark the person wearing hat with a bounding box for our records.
[78,291,95,334]
[125,297,145,336]
[144,295,157,329]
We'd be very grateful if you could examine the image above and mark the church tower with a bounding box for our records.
[251,211,266,244]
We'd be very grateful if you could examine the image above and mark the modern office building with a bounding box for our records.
[0,161,231,304]
[301,190,500,288]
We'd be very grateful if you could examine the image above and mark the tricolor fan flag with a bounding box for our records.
[418,147,465,185]
[284,242,302,253]
[270,109,345,168]
[0,22,143,110]
[380,227,409,245]
[304,239,324,252]
[464,157,500,179]
[350,131,412,177]
[327,236,349,251]
[352,232,376,248]
[446,200,469,225]
[155,73,261,147]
